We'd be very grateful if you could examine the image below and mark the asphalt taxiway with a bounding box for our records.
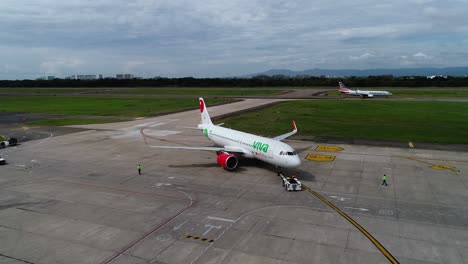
[0,99,467,264]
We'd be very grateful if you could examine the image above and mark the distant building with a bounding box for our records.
[76,75,97,80]
[116,74,134,79]
[427,75,448,79]
[36,76,55,80]
[65,75,76,80]
[98,74,103,79]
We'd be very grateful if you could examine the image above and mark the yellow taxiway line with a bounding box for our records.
[302,184,399,264]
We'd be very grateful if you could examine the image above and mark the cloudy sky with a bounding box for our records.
[1,0,467,79]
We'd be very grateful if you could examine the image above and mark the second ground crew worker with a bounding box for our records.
[381,174,388,186]
[137,164,142,175]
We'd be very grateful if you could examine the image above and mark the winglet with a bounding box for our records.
[272,120,298,141]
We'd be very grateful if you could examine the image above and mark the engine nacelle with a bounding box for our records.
[217,152,238,170]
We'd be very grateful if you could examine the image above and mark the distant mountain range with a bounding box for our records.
[244,67,468,77]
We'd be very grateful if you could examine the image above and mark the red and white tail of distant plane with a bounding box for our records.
[339,82,392,98]
[150,98,301,171]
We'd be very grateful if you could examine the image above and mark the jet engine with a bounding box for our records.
[217,152,238,170]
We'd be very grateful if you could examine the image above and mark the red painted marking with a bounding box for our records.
[199,99,205,113]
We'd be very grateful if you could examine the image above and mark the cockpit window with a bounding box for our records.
[287,151,297,156]
[279,151,284,155]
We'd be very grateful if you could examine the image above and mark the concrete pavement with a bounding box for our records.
[0,99,467,263]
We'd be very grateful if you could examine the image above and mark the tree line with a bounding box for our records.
[1,75,468,88]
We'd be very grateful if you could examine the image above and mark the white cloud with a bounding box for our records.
[0,0,467,78]
[350,52,376,60]
[413,52,432,59]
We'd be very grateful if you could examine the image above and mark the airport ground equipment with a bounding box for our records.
[0,157,5,165]
[280,174,302,191]
[0,135,17,148]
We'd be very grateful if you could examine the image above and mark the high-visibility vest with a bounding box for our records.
[137,165,142,170]
[382,175,387,180]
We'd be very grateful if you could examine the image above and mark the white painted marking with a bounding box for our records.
[329,195,351,202]
[31,160,38,163]
[132,121,160,128]
[344,207,369,212]
[203,224,221,236]
[206,216,235,223]
[155,183,172,187]
[149,122,166,128]
[378,209,394,216]
[145,130,181,137]
[173,220,188,231]
[32,133,53,146]
[156,234,172,241]
[168,176,185,180]
[191,205,322,264]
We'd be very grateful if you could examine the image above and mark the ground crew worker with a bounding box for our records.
[137,164,142,175]
[381,174,388,186]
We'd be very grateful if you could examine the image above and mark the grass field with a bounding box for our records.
[0,96,229,117]
[220,100,468,144]
[389,89,468,97]
[0,88,97,94]
[0,87,286,96]
[109,88,286,96]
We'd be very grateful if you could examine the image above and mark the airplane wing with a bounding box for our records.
[272,120,297,141]
[149,145,248,154]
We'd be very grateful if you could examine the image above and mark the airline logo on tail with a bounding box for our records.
[338,82,350,94]
[199,98,205,113]
[199,98,212,125]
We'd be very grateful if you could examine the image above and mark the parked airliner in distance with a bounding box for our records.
[150,98,301,171]
[339,82,392,98]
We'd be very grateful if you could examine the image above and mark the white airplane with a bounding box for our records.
[150,98,301,171]
[339,82,392,98]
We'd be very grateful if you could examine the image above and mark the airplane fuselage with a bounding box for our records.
[339,82,392,97]
[356,90,392,97]
[205,124,301,168]
[153,97,301,171]
[341,89,392,97]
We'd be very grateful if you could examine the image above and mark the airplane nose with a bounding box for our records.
[286,156,301,168]
[293,157,301,167]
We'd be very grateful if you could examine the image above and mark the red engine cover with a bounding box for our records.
[217,152,238,170]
